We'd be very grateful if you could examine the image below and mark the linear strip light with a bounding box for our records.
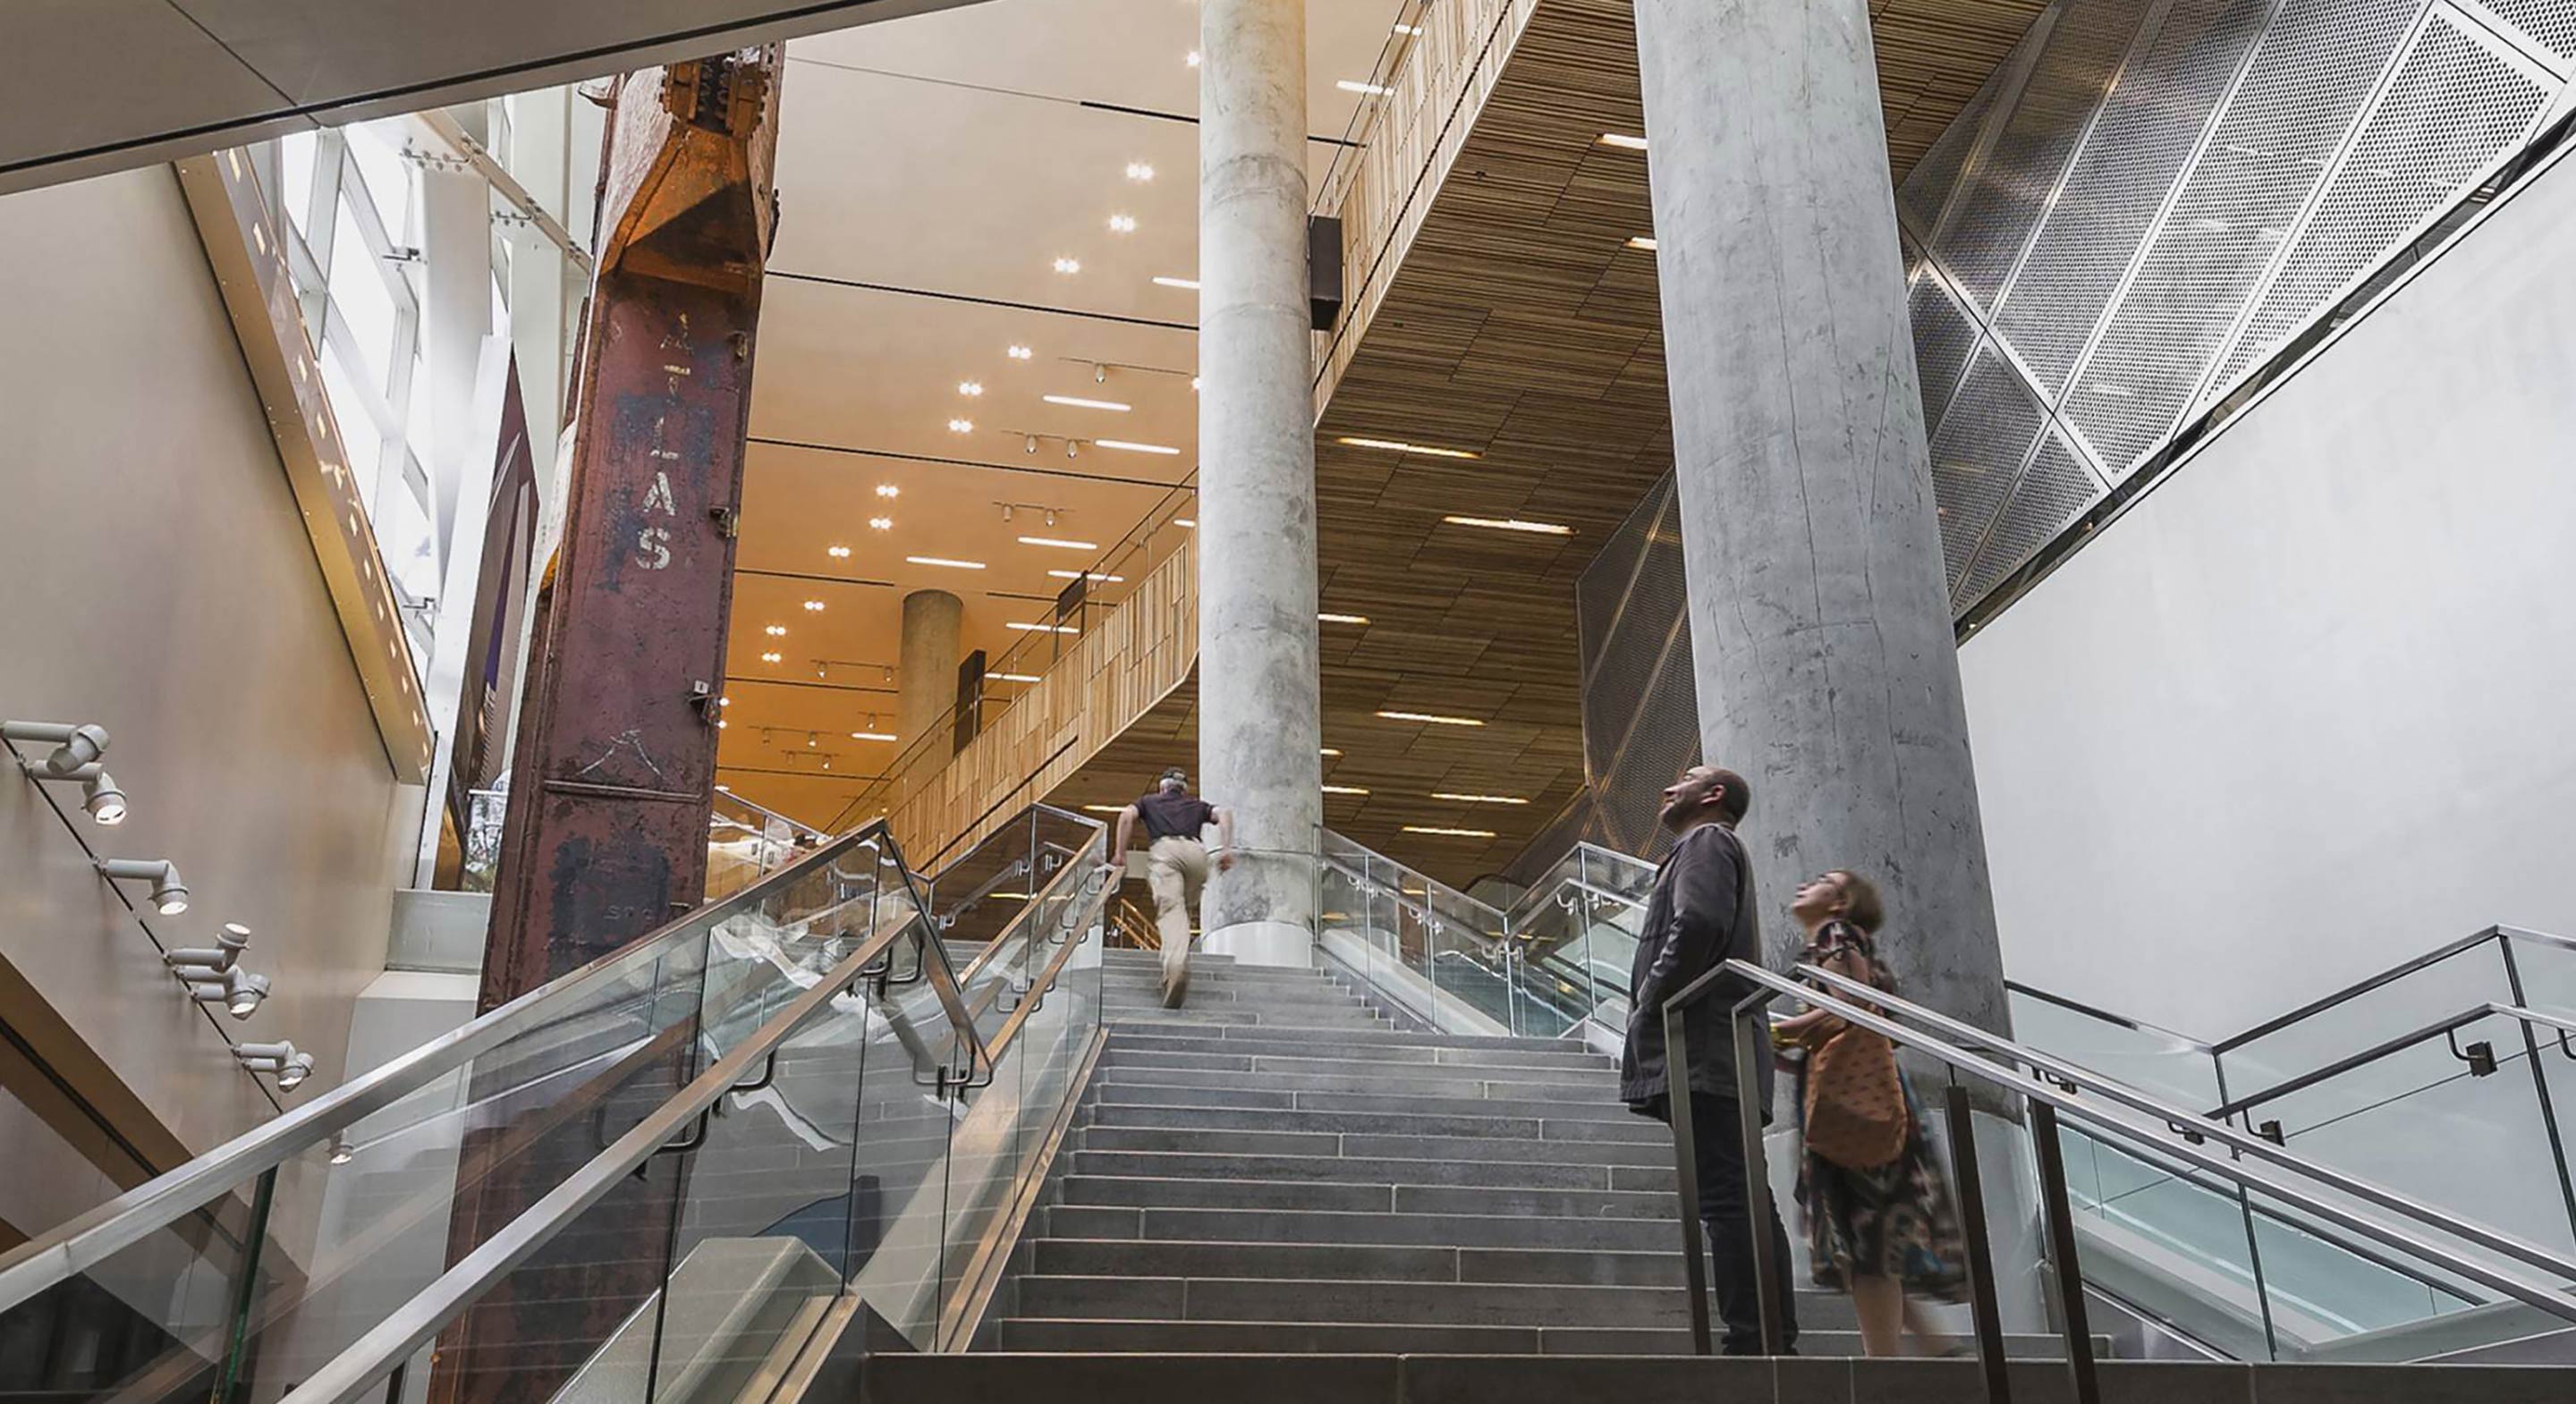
[1048,569,1127,582]
[1320,748,1343,757]
[1321,784,1370,795]
[1318,613,1370,624]
[1152,276,1200,290]
[1018,536,1101,551]
[1008,622,1081,634]
[1172,517,1196,528]
[1084,804,1126,815]
[1432,792,1529,805]
[1377,710,1484,727]
[1337,80,1394,96]
[906,556,987,569]
[1097,439,1182,455]
[992,672,1042,683]
[1044,394,1131,411]
[1403,825,1497,838]
[1442,515,1572,536]
[1626,235,1658,251]
[1598,132,1648,150]
[850,732,897,742]
[1335,436,1479,460]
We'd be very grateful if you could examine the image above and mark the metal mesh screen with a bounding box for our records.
[1956,430,2108,604]
[2470,0,2576,57]
[1911,274,1984,439]
[1897,35,2026,235]
[2061,0,2424,474]
[1932,0,2153,312]
[1994,0,2273,398]
[2204,13,2551,397]
[1928,344,2049,596]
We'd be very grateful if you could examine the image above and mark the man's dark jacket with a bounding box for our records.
[1619,820,1774,1118]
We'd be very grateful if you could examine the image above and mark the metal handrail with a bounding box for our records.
[282,827,1119,1404]
[2211,1000,2576,1120]
[2210,924,2576,1055]
[2004,977,2219,1054]
[0,818,987,1313]
[710,788,828,842]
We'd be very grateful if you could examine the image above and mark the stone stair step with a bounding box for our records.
[1028,1239,1698,1289]
[1011,1274,1788,1330]
[987,1317,2097,1359]
[1104,1031,1608,1070]
[1102,1008,1390,1029]
[1057,1174,1395,1214]
[1082,1101,1666,1144]
[1073,1126,1666,1169]
[1090,1065,1613,1104]
[1116,1022,1588,1055]
[1035,1205,1678,1252]
[1067,1149,1647,1191]
[1100,1048,1616,1087]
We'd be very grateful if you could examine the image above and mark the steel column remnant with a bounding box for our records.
[439,48,782,1404]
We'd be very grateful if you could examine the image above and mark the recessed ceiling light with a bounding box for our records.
[1336,436,1479,459]
[1108,214,1137,233]
[993,672,1041,683]
[851,732,897,742]
[1318,613,1370,624]
[1338,80,1393,96]
[1404,825,1497,838]
[959,380,984,396]
[869,517,893,530]
[1598,133,1649,151]
[1096,439,1180,455]
[760,651,783,664]
[1321,784,1370,795]
[1018,536,1100,551]
[1626,235,1658,251]
[802,599,825,612]
[1125,163,1155,182]
[877,485,900,498]
[1443,515,1572,536]
[1185,50,1201,67]
[906,555,987,570]
[947,419,974,433]
[765,624,786,636]
[1048,569,1127,582]
[1432,792,1530,805]
[1378,710,1485,726]
[1044,394,1131,412]
[1008,622,1081,634]
[1053,257,1081,275]
[827,544,852,558]
[1153,275,1200,290]
[1007,344,1034,359]
[1320,747,1343,757]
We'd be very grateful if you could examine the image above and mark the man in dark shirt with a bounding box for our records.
[1623,764,1797,1355]
[1106,767,1235,1006]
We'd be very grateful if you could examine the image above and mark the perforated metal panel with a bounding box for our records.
[2205,13,2550,397]
[1995,0,2273,398]
[2469,0,2576,59]
[1573,481,1697,861]
[1928,345,2049,596]
[1956,431,2109,604]
[1898,38,2025,235]
[1911,274,1983,439]
[1932,0,2152,312]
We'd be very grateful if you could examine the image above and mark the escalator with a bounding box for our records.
[0,803,1115,1404]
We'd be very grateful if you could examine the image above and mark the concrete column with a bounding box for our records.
[1634,0,2009,1034]
[897,588,963,754]
[1196,0,1319,968]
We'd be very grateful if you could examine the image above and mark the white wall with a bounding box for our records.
[1960,148,2576,1042]
[0,168,419,1176]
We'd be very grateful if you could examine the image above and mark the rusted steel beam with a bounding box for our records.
[434,48,781,1404]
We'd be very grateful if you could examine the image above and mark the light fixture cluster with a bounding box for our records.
[876,484,900,499]
[802,598,826,612]
[1053,257,1081,275]
[869,517,894,531]
[765,624,787,636]
[4,720,126,824]
[234,1041,317,1091]
[948,418,975,433]
[1008,344,1035,360]
[958,380,984,396]
[761,651,784,664]
[827,544,853,558]
[165,923,272,1020]
[1108,215,1137,234]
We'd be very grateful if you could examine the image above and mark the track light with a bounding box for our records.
[327,1138,356,1165]
[187,966,272,1021]
[82,771,126,825]
[99,858,190,915]
[3,720,113,774]
[165,922,252,973]
[234,1041,316,1091]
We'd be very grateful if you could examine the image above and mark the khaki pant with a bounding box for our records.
[1146,835,1209,998]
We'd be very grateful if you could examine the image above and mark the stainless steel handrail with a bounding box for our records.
[711,788,828,842]
[284,827,1119,1404]
[2004,977,2220,1054]
[1792,960,2576,1285]
[2211,1000,2576,1119]
[2210,924,2576,1054]
[0,818,987,1313]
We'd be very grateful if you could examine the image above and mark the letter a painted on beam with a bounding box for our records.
[644,471,678,516]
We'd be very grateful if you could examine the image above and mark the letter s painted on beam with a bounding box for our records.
[637,525,673,570]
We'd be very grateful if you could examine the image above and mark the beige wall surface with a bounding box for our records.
[0,166,419,1175]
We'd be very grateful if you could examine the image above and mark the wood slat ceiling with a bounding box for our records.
[1051,0,2041,885]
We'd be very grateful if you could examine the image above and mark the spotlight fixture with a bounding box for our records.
[765,624,787,636]
[1095,439,1180,455]
[1066,439,1080,460]
[1318,613,1370,624]
[1045,508,1058,526]
[947,418,974,433]
[1024,435,1040,455]
[1377,710,1486,727]
[1107,215,1137,233]
[98,858,190,915]
[869,517,893,531]
[806,732,819,748]
[328,1138,356,1165]
[1042,394,1131,412]
[1124,163,1155,182]
[958,380,984,396]
[1018,537,1101,551]
[827,544,853,558]
[186,966,273,1021]
[1052,257,1081,275]
[1337,80,1394,96]
[719,697,731,707]
[1626,235,1658,251]
[164,922,252,973]
[1598,132,1649,151]
[81,771,127,825]
[1403,825,1497,839]
[2,720,112,774]
[1185,50,1201,67]
[1442,515,1572,536]
[1008,344,1035,359]
[876,485,900,498]
[233,1041,317,1091]
[1335,436,1480,460]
